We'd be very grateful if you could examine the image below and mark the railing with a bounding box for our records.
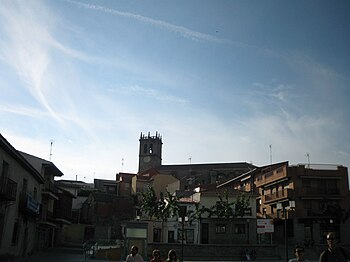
[299,188,340,196]
[55,207,72,221]
[255,170,286,187]
[0,176,17,200]
[44,180,58,194]
[40,208,54,221]
[264,188,293,203]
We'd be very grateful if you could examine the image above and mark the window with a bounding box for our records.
[0,213,4,246]
[186,229,194,243]
[177,229,194,243]
[168,231,175,243]
[215,224,226,234]
[234,224,246,234]
[143,144,148,154]
[34,187,37,200]
[302,179,311,188]
[149,144,153,154]
[178,229,184,241]
[1,161,9,177]
[304,200,312,210]
[11,220,20,245]
[153,228,161,242]
[317,180,327,193]
[179,206,187,217]
[22,178,28,195]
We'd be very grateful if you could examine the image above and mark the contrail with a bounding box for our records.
[64,0,225,43]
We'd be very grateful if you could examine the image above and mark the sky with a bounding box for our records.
[1,0,349,182]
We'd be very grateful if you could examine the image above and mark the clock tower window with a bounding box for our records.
[143,144,148,154]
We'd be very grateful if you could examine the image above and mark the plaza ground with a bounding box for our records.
[14,247,319,262]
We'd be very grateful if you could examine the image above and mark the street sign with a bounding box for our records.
[257,219,274,234]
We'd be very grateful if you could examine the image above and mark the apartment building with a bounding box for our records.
[0,134,44,259]
[228,161,350,246]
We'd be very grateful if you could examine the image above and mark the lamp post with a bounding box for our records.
[277,201,295,262]
[178,216,189,262]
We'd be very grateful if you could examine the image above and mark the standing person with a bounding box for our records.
[165,249,179,262]
[319,232,350,262]
[126,245,144,262]
[289,245,309,262]
[150,249,165,262]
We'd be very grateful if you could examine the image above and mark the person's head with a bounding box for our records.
[131,245,139,256]
[152,249,161,259]
[294,245,305,260]
[168,249,177,260]
[326,232,337,249]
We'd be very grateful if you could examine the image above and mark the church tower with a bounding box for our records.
[138,132,163,172]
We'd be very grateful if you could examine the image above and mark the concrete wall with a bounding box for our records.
[146,243,279,261]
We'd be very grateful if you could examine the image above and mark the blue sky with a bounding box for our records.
[1,0,349,182]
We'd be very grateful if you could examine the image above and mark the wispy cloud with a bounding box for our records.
[0,1,63,123]
[64,0,225,43]
[0,104,49,118]
[109,85,189,104]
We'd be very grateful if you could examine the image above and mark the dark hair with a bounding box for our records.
[295,245,304,252]
[131,246,138,252]
[168,249,177,259]
[153,249,160,256]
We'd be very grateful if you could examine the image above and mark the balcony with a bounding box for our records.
[299,188,341,198]
[54,207,72,224]
[40,208,54,222]
[0,176,17,201]
[42,180,59,200]
[263,188,294,204]
[255,170,286,187]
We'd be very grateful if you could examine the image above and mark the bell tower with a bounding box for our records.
[138,132,163,172]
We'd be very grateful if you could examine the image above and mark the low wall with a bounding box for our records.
[146,243,280,261]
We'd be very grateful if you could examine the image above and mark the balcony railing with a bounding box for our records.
[40,208,54,221]
[43,180,59,195]
[0,176,17,201]
[255,170,286,187]
[264,188,294,203]
[299,187,340,197]
[55,207,72,222]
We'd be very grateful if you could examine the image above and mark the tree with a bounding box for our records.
[140,187,251,221]
[140,186,179,221]
[207,190,250,219]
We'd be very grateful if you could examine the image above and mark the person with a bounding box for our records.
[319,232,350,262]
[165,249,179,262]
[150,249,165,262]
[126,245,144,262]
[289,245,309,262]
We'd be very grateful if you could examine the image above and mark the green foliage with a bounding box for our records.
[140,186,251,222]
[208,190,250,219]
[209,191,235,218]
[140,186,179,221]
[234,193,251,217]
[188,203,211,222]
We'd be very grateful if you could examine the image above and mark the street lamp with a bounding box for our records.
[178,216,189,262]
[277,200,295,262]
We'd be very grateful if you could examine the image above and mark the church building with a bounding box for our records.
[138,132,256,190]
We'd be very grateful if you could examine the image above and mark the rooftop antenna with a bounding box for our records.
[189,156,192,165]
[49,140,54,160]
[122,158,124,172]
[269,144,272,165]
[305,153,310,167]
